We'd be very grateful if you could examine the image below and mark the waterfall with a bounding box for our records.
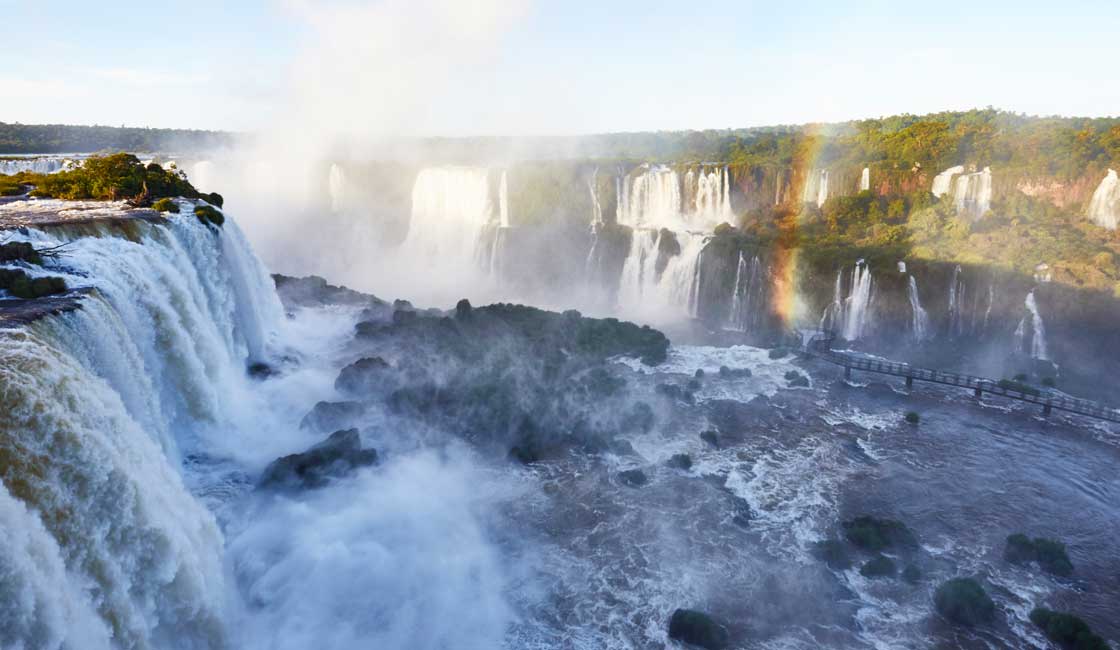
[802,169,829,207]
[820,269,844,332]
[0,156,73,175]
[727,252,765,332]
[588,168,603,226]
[954,167,992,218]
[860,167,870,192]
[907,275,930,341]
[404,167,498,270]
[498,171,510,228]
[0,207,285,649]
[618,164,732,229]
[1014,290,1050,360]
[617,229,707,319]
[1087,169,1119,230]
[932,165,965,197]
[841,261,873,340]
[948,265,966,337]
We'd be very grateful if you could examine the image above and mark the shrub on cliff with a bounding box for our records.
[23,153,202,202]
[194,204,225,227]
[934,578,995,626]
[152,198,179,213]
[1029,608,1111,650]
[842,516,918,551]
[0,269,67,299]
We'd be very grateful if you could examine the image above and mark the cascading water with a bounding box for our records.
[617,164,732,230]
[947,265,967,337]
[1087,168,1120,230]
[0,156,73,175]
[860,167,870,192]
[685,166,733,224]
[1013,290,1050,360]
[907,275,931,341]
[954,167,992,218]
[727,252,765,332]
[617,229,708,319]
[802,169,829,208]
[0,206,285,650]
[403,167,498,271]
[819,261,874,340]
[931,165,965,197]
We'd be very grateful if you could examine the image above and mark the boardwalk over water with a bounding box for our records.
[804,333,1120,425]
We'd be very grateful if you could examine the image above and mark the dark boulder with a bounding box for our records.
[335,356,395,395]
[1029,607,1111,650]
[934,578,996,626]
[718,365,751,379]
[0,241,42,265]
[0,268,67,300]
[300,400,366,432]
[730,496,752,528]
[842,516,918,552]
[667,609,729,650]
[784,370,810,387]
[667,453,693,470]
[768,347,789,359]
[455,298,473,319]
[902,564,922,584]
[1004,534,1073,576]
[860,555,896,579]
[812,539,852,570]
[247,361,276,379]
[258,429,378,489]
[700,430,720,448]
[618,468,648,487]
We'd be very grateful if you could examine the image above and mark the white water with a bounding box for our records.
[931,165,965,197]
[617,164,732,230]
[1014,290,1050,360]
[907,275,931,341]
[727,252,765,332]
[947,265,966,337]
[954,167,992,218]
[617,229,708,320]
[821,262,874,340]
[1087,169,1120,230]
[860,167,870,192]
[328,163,346,213]
[0,156,75,175]
[403,166,501,271]
[0,202,523,650]
[802,169,829,207]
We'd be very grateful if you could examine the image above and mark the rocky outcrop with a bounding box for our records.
[667,609,729,650]
[933,578,995,626]
[299,400,367,432]
[259,429,378,489]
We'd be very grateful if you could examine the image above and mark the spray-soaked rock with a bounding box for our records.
[259,428,378,490]
[300,400,367,432]
[667,609,729,650]
[335,356,395,395]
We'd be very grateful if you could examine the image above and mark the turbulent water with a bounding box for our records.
[1,202,1118,650]
[0,156,74,175]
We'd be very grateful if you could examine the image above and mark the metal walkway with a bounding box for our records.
[804,333,1120,424]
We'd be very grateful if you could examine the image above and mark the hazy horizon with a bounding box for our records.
[3,0,1119,137]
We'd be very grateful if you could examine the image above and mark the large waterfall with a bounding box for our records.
[0,156,74,175]
[0,206,284,649]
[907,275,931,341]
[617,229,707,319]
[860,167,870,192]
[616,164,732,230]
[404,167,503,270]
[802,169,829,208]
[727,252,766,332]
[1087,169,1119,230]
[820,261,874,340]
[931,165,965,197]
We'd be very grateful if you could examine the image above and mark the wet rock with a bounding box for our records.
[0,268,67,299]
[0,241,42,265]
[1029,608,1110,650]
[455,298,473,319]
[258,429,378,489]
[812,539,852,570]
[784,370,810,388]
[694,368,705,379]
[300,400,366,432]
[624,402,655,433]
[667,609,729,650]
[842,516,918,552]
[730,496,752,528]
[933,578,995,626]
[1004,534,1074,576]
[700,430,720,448]
[618,468,648,487]
[610,440,638,457]
[335,356,394,395]
[667,453,693,470]
[247,361,276,379]
[768,347,789,359]
[860,555,896,579]
[902,564,922,584]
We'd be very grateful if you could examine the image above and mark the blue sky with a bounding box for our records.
[1,0,1117,135]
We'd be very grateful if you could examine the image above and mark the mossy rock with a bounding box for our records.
[933,578,996,626]
[842,516,918,552]
[0,242,43,265]
[1029,607,1111,650]
[206,192,224,208]
[1004,534,1074,576]
[667,609,729,650]
[812,539,852,570]
[152,197,180,213]
[194,204,225,227]
[0,268,67,299]
[667,453,693,470]
[860,555,897,579]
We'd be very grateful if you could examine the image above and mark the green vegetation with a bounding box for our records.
[860,555,896,578]
[0,176,28,196]
[152,198,180,213]
[842,516,918,551]
[0,121,229,154]
[0,269,67,299]
[904,411,920,424]
[17,153,200,202]
[1004,534,1074,576]
[194,205,225,228]
[934,577,996,626]
[1030,608,1112,650]
[0,242,43,265]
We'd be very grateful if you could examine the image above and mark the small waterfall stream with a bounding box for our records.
[907,275,931,341]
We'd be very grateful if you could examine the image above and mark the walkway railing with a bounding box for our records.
[803,332,1120,424]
